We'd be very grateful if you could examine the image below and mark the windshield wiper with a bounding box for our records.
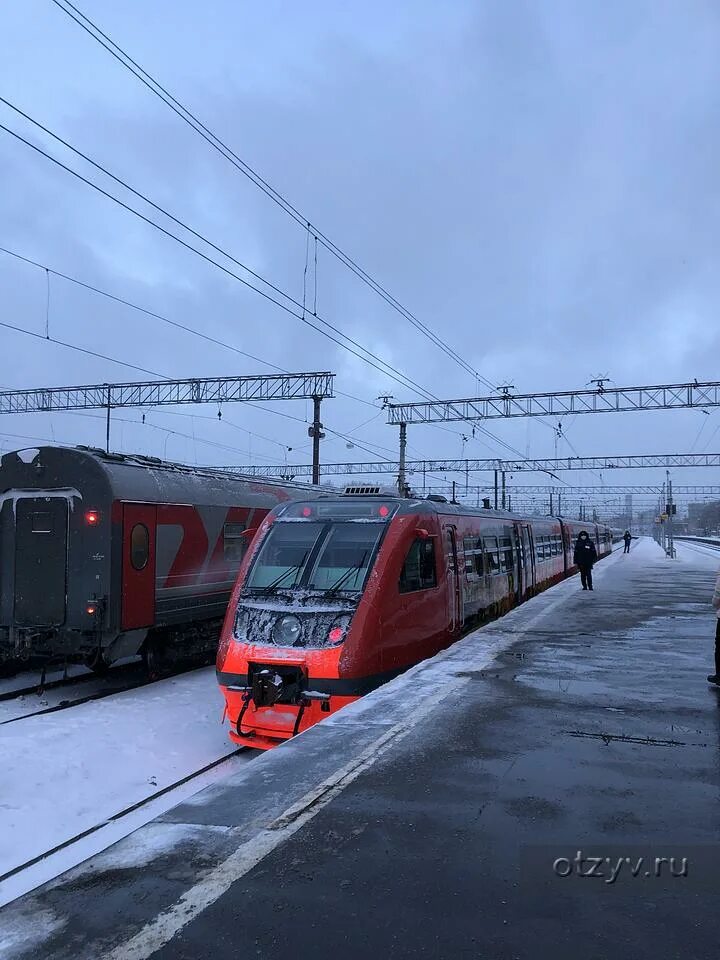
[321,551,369,597]
[257,552,309,596]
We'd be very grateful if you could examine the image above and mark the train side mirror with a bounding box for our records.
[415,528,432,540]
[241,527,258,539]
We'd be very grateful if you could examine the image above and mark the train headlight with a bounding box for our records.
[327,615,351,645]
[233,608,250,642]
[273,614,303,646]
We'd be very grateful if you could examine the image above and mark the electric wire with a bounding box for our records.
[43,0,563,468]
[48,0,483,382]
[0,109,558,471]
[0,103,435,402]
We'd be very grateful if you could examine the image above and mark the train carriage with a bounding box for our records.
[217,491,615,750]
[0,446,318,671]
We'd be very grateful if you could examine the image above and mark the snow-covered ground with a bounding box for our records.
[0,666,143,724]
[0,667,252,907]
[0,662,90,699]
[674,539,720,564]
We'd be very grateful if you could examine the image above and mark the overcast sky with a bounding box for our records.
[1,0,718,509]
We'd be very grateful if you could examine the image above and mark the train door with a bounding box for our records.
[516,523,535,599]
[121,503,157,630]
[443,524,462,634]
[14,497,68,626]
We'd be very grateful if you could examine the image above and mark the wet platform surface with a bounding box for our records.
[3,538,719,960]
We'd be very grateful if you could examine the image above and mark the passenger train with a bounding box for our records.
[217,488,620,749]
[0,446,319,673]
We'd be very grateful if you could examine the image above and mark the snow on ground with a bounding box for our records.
[0,667,252,907]
[0,666,144,724]
[0,663,90,699]
[675,539,720,567]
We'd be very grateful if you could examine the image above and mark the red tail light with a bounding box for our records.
[85,510,100,525]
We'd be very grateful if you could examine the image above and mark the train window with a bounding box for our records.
[399,539,437,593]
[31,512,52,533]
[246,522,324,589]
[223,522,247,562]
[462,537,484,580]
[482,537,500,575]
[130,523,149,570]
[498,536,513,573]
[307,523,384,591]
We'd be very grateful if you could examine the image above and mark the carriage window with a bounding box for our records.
[223,522,247,562]
[534,536,543,561]
[483,537,500,575]
[130,523,149,570]
[399,538,437,593]
[463,537,484,579]
[500,536,514,573]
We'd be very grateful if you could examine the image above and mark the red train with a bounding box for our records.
[217,488,618,749]
[0,446,317,673]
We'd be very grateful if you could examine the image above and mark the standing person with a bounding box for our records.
[623,530,632,554]
[574,530,597,591]
[707,568,720,686]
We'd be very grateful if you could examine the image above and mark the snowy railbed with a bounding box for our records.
[0,667,251,907]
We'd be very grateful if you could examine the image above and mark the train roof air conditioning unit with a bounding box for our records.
[343,484,396,497]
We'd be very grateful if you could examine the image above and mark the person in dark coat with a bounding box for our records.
[574,530,597,590]
[623,530,632,554]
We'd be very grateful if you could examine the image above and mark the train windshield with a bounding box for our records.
[245,520,385,594]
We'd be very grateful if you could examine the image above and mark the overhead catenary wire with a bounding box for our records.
[0,245,376,410]
[0,316,387,461]
[0,98,561,472]
[48,0,483,383]
[0,242,531,470]
[0,109,436,402]
[0,245,448,466]
[45,0,567,473]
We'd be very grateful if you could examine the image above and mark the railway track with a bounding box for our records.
[0,746,250,902]
[0,667,152,726]
[674,538,720,557]
[0,663,95,701]
[0,658,214,726]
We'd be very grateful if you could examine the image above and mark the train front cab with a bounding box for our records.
[217,501,616,751]
[217,497,461,750]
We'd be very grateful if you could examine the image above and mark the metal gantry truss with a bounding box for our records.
[421,485,720,497]
[386,380,720,425]
[0,371,335,471]
[227,452,720,479]
[0,372,335,414]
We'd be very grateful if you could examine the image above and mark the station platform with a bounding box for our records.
[3,538,720,960]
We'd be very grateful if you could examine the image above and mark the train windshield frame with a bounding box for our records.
[244,517,388,595]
